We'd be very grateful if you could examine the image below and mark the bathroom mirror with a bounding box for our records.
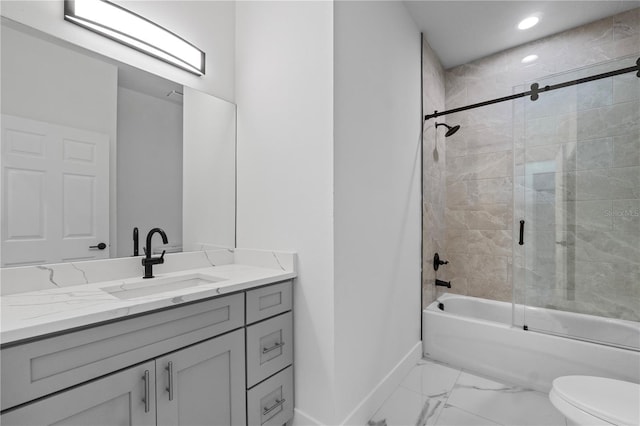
[0,18,236,267]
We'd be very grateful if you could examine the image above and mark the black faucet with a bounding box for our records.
[142,228,168,279]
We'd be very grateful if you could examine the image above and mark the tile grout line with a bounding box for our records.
[437,368,509,426]
[439,404,506,426]
[430,367,463,425]
[410,359,465,426]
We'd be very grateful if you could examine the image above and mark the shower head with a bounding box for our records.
[436,122,460,137]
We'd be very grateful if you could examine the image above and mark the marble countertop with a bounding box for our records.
[1,250,296,346]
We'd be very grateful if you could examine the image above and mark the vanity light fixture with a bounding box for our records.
[518,16,539,30]
[522,54,539,64]
[64,0,205,75]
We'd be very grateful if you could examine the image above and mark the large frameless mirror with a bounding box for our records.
[1,17,236,267]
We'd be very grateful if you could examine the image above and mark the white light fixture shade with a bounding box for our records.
[521,54,539,64]
[64,0,205,76]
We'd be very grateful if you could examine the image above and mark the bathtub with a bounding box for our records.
[423,293,640,392]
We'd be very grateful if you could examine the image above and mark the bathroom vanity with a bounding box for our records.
[0,249,296,426]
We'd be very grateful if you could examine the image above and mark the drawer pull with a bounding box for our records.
[143,370,150,413]
[263,398,286,415]
[262,341,285,354]
[166,361,174,401]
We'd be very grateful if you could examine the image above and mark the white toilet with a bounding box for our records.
[549,376,640,426]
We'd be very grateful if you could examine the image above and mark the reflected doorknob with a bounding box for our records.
[89,242,107,250]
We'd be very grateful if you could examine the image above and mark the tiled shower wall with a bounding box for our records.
[421,36,446,308]
[422,8,639,309]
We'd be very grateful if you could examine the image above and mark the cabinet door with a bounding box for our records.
[156,329,246,426]
[0,361,155,426]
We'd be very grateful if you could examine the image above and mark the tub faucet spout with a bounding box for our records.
[435,279,451,288]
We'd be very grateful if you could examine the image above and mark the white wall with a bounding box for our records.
[237,1,422,424]
[116,87,183,257]
[333,1,422,422]
[0,0,235,102]
[235,1,336,424]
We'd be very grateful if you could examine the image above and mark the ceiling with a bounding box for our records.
[404,1,640,70]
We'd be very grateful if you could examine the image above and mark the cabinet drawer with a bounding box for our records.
[247,366,293,426]
[246,312,293,388]
[246,281,292,324]
[1,293,244,411]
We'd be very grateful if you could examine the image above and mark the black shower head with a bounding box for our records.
[435,122,460,137]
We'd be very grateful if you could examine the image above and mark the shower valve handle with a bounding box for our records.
[433,253,448,271]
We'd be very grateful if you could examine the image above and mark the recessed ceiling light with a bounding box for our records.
[518,16,539,30]
[522,54,538,63]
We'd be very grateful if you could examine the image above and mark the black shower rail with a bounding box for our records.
[424,57,640,121]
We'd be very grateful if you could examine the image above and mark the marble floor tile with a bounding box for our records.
[418,396,448,426]
[445,372,565,426]
[400,359,462,398]
[434,404,503,426]
[369,359,565,426]
[368,386,429,426]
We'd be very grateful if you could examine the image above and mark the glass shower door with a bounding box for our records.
[513,55,640,349]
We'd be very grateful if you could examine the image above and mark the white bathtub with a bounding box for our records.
[423,293,640,392]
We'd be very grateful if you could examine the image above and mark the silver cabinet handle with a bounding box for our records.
[262,341,285,354]
[143,370,150,413]
[263,398,286,415]
[166,361,174,401]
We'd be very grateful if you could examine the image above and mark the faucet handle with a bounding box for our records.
[159,250,166,262]
[433,253,449,271]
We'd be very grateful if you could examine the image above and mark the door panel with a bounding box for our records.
[156,329,246,426]
[0,361,155,426]
[1,115,109,266]
[50,394,131,426]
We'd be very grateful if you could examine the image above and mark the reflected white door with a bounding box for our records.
[1,115,109,266]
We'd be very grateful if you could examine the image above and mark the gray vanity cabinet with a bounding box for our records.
[155,329,246,426]
[0,360,157,426]
[1,331,246,426]
[245,282,294,425]
[0,280,293,426]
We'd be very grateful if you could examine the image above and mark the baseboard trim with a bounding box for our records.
[292,407,325,426]
[340,341,422,426]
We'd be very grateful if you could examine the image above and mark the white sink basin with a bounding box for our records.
[102,273,225,300]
